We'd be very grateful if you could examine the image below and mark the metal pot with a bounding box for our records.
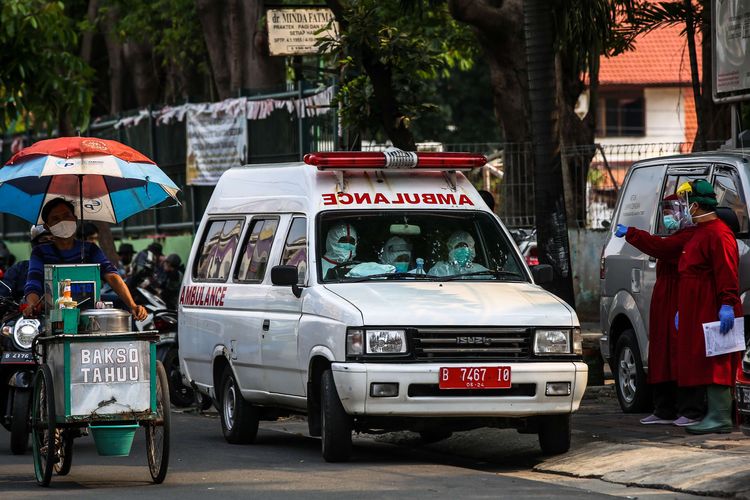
[79,309,132,334]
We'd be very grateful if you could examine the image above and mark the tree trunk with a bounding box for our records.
[449,0,533,224]
[228,0,243,93]
[523,0,575,306]
[102,7,124,114]
[685,0,706,151]
[196,0,232,99]
[123,41,159,107]
[240,1,286,90]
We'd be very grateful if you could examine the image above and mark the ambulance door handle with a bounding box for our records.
[262,319,270,332]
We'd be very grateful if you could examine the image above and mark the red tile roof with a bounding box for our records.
[599,25,701,86]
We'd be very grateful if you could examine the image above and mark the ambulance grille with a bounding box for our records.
[412,327,531,360]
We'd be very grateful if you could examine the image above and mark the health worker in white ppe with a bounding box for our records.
[321,223,358,278]
[381,236,412,273]
[428,230,489,277]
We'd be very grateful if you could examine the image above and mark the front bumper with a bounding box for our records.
[331,361,588,417]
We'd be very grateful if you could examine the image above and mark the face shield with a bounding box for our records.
[447,231,476,267]
[660,198,691,231]
[381,236,412,272]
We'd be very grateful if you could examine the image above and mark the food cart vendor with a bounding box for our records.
[22,198,147,321]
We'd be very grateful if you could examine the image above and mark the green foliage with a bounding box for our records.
[319,0,478,140]
[553,0,639,76]
[630,0,704,36]
[0,0,93,133]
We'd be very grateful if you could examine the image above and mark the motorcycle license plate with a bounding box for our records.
[737,385,750,412]
[439,366,511,389]
[1,351,34,363]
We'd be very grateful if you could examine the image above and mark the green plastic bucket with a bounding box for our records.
[89,424,138,457]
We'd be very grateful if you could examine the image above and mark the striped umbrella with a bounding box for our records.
[0,137,180,224]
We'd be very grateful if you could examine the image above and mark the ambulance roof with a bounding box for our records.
[205,162,487,216]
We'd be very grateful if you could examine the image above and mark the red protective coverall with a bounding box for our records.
[625,227,695,383]
[675,218,741,387]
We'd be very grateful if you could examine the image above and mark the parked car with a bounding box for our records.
[600,151,750,412]
[179,151,588,462]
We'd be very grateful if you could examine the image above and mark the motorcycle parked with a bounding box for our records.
[0,294,41,454]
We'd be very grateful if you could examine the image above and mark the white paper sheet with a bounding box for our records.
[703,317,745,357]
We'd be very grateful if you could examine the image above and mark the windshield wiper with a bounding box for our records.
[345,272,437,282]
[442,269,525,281]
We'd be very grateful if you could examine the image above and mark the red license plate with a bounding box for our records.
[439,366,511,389]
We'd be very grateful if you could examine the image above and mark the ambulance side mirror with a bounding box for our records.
[531,264,553,285]
[271,265,303,298]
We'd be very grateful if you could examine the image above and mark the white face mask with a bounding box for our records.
[49,220,77,239]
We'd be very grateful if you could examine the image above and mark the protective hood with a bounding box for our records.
[381,236,411,265]
[325,222,358,263]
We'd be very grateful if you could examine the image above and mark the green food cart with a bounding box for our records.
[30,264,170,486]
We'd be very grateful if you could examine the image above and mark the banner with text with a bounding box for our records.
[186,106,247,186]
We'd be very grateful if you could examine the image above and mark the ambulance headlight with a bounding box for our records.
[366,329,407,354]
[534,328,581,355]
[347,328,408,356]
[13,319,40,351]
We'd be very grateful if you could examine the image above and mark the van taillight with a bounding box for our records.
[599,246,606,280]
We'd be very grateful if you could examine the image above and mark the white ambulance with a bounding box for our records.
[178,150,587,462]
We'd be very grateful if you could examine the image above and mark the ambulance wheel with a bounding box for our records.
[10,390,30,455]
[320,369,352,462]
[54,429,74,476]
[31,365,55,487]
[537,414,571,455]
[146,361,170,484]
[219,365,259,444]
[614,329,651,413]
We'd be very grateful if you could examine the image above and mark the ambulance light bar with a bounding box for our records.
[304,150,487,170]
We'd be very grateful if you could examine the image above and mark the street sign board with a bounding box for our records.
[267,8,338,56]
[713,0,750,102]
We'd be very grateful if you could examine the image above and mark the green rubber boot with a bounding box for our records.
[686,385,733,435]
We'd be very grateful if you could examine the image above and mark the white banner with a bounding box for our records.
[186,103,247,186]
[714,0,750,97]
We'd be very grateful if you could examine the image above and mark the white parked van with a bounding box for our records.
[178,150,587,462]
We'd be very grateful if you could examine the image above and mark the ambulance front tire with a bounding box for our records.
[219,366,259,444]
[320,369,352,462]
[537,414,571,455]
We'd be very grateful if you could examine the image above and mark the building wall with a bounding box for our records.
[568,228,608,321]
[597,86,689,147]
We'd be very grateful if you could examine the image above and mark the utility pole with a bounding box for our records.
[523,0,575,307]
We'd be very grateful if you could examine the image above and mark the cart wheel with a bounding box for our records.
[54,429,74,476]
[146,360,170,484]
[31,365,55,487]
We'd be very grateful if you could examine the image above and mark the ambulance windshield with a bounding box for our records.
[317,210,527,282]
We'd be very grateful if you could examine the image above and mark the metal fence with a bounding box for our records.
[0,84,338,239]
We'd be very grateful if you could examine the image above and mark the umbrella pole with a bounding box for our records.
[79,175,84,262]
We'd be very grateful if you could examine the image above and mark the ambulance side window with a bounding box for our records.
[194,219,244,282]
[280,217,307,284]
[235,218,279,283]
[655,173,706,235]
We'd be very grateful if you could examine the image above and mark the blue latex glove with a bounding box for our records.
[719,305,735,334]
[614,224,628,238]
[674,311,678,330]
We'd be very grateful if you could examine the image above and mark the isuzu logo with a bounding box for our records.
[456,336,492,346]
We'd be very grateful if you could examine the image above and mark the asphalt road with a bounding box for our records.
[0,408,698,499]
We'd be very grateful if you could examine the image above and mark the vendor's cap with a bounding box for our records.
[147,243,163,255]
[165,253,181,267]
[690,179,718,207]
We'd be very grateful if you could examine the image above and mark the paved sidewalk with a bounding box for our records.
[537,385,750,498]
